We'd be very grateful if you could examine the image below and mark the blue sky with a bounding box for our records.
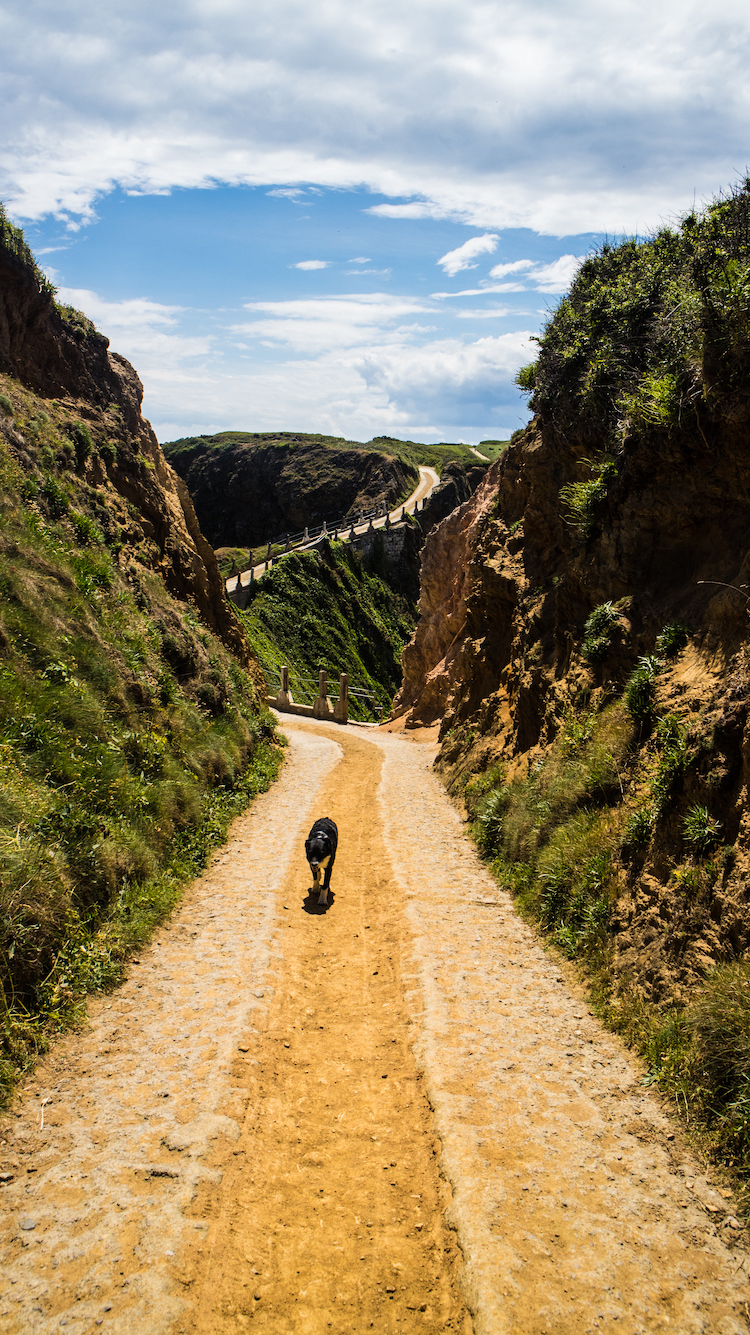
[3,0,750,445]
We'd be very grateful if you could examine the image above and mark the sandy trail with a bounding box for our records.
[1,717,749,1335]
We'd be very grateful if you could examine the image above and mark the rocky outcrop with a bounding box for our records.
[0,235,260,684]
[393,465,500,724]
[163,434,419,548]
[395,361,750,1003]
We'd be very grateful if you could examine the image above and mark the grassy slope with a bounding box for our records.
[462,182,750,1201]
[0,377,280,1103]
[239,539,417,717]
[162,429,499,477]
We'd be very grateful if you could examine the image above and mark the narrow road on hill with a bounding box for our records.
[229,465,439,590]
[1,718,750,1334]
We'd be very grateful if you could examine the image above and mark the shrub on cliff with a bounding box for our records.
[521,179,750,445]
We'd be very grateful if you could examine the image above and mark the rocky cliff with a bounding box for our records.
[394,184,750,1022]
[0,218,256,680]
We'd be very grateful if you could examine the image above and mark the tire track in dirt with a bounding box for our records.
[370,725,750,1335]
[185,722,469,1334]
[0,728,343,1333]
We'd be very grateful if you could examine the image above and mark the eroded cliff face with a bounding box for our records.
[394,413,750,1006]
[0,240,260,685]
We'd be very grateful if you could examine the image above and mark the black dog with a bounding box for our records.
[305,817,338,907]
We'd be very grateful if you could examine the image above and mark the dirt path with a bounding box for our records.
[1,717,750,1334]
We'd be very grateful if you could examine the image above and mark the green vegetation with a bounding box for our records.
[521,179,750,446]
[0,373,279,1103]
[0,203,57,301]
[239,538,416,718]
[682,803,722,853]
[581,601,621,664]
[624,654,663,724]
[476,439,512,461]
[471,702,630,961]
[559,456,619,539]
[656,622,691,659]
[466,660,750,1201]
[163,429,489,478]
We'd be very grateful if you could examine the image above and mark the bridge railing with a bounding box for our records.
[225,493,430,602]
[261,664,381,725]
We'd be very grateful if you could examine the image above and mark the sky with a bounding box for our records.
[2,1,749,446]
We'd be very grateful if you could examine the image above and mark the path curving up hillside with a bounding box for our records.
[228,465,439,592]
[1,718,749,1333]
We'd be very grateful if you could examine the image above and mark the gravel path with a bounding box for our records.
[0,717,749,1334]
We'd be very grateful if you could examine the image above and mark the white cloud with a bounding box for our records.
[348,256,371,263]
[3,0,750,236]
[486,260,535,280]
[357,332,533,423]
[437,234,498,276]
[235,293,432,352]
[455,307,512,319]
[488,253,582,291]
[434,254,584,297]
[293,259,331,270]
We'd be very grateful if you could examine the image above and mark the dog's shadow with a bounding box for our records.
[302,887,335,915]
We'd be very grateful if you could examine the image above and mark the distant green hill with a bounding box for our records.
[163,429,503,477]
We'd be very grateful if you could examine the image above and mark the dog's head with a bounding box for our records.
[305,832,330,871]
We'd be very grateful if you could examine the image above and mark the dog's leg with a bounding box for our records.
[316,855,331,906]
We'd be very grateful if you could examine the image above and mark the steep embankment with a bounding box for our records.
[394,181,750,1187]
[0,207,277,1097]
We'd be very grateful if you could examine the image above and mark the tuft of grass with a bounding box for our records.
[683,803,722,853]
[581,601,621,664]
[624,654,663,724]
[559,457,618,540]
[656,622,691,659]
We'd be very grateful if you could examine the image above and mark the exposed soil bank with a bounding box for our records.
[1,718,749,1333]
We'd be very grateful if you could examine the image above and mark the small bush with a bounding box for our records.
[559,457,618,540]
[515,363,537,393]
[99,441,117,466]
[70,421,93,469]
[478,788,507,853]
[581,601,620,663]
[41,474,70,518]
[690,962,750,1097]
[683,803,722,853]
[624,655,662,723]
[656,622,690,659]
[0,394,11,415]
[625,806,654,848]
[71,511,103,547]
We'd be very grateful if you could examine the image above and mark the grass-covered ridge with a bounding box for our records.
[163,429,495,478]
[0,372,280,1102]
[518,178,750,444]
[239,538,417,716]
